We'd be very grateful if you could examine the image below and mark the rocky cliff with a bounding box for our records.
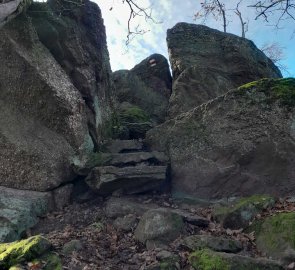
[1,4,295,270]
[167,23,282,117]
[0,0,114,192]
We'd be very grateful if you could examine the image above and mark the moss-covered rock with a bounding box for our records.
[146,77,295,200]
[248,212,295,259]
[189,249,230,270]
[0,236,51,269]
[189,249,283,270]
[239,78,295,107]
[118,104,152,139]
[113,54,171,125]
[213,195,275,229]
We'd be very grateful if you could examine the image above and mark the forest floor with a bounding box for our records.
[31,193,295,270]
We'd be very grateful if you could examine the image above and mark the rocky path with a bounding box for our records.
[1,140,295,269]
[29,193,292,270]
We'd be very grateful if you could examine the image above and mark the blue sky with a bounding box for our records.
[95,0,294,77]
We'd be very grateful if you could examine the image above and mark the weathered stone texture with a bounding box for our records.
[147,79,295,200]
[113,54,172,124]
[167,23,282,117]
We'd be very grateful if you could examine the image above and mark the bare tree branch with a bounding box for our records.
[120,0,158,45]
[194,0,228,33]
[234,0,248,38]
[261,42,289,73]
[249,0,295,28]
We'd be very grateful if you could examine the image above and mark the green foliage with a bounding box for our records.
[91,221,104,232]
[102,113,124,139]
[119,105,150,123]
[189,249,230,270]
[238,78,295,107]
[271,78,295,106]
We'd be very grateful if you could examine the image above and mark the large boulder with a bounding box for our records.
[0,0,113,191]
[113,54,172,125]
[0,187,52,242]
[146,78,295,200]
[29,0,114,147]
[167,23,282,117]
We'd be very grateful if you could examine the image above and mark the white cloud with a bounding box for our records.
[95,0,294,75]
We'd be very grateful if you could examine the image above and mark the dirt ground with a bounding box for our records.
[30,192,272,270]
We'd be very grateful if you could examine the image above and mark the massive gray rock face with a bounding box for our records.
[167,23,282,117]
[146,78,295,200]
[113,54,172,124]
[0,1,113,191]
[0,0,31,27]
[29,0,114,147]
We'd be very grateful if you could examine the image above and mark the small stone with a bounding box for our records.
[156,250,178,261]
[104,197,152,218]
[113,214,137,232]
[182,234,242,253]
[146,240,168,250]
[52,184,73,210]
[62,239,83,255]
[171,209,209,227]
[134,208,184,245]
[282,248,295,264]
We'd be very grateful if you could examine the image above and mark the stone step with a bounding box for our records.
[106,151,168,167]
[85,165,167,196]
[104,139,144,153]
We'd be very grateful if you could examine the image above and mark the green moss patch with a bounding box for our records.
[238,78,295,107]
[249,212,295,258]
[41,252,62,270]
[189,249,230,270]
[0,236,51,269]
[214,195,275,229]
